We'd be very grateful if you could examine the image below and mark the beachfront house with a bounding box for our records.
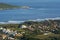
[21,25,27,28]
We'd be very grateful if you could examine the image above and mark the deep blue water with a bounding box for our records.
[0,2,60,22]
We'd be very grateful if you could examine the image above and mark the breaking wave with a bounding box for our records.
[0,17,60,24]
[0,21,24,24]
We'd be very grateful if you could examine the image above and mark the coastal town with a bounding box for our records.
[0,20,60,40]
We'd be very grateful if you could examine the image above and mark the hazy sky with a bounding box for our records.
[0,0,60,3]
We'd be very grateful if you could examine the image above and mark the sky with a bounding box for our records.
[0,0,60,3]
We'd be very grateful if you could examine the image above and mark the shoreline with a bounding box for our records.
[0,17,60,24]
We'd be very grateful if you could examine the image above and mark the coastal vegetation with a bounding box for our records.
[0,3,30,10]
[0,20,60,40]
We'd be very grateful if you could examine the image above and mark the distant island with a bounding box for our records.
[0,3,30,10]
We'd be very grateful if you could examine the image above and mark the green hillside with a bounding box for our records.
[0,3,20,10]
[0,3,30,10]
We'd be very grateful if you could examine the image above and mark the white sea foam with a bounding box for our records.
[28,8,58,10]
[45,17,60,20]
[0,17,60,24]
[0,21,24,24]
[8,21,24,23]
[29,17,60,22]
[0,22,6,24]
[28,8,48,10]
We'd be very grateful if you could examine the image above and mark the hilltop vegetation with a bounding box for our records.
[0,3,30,10]
[0,3,20,10]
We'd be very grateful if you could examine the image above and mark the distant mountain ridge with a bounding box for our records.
[0,3,30,10]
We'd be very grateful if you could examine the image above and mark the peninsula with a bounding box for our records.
[0,3,30,10]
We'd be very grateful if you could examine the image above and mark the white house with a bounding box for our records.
[21,25,27,28]
[0,27,3,30]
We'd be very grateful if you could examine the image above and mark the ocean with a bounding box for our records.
[0,2,60,24]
